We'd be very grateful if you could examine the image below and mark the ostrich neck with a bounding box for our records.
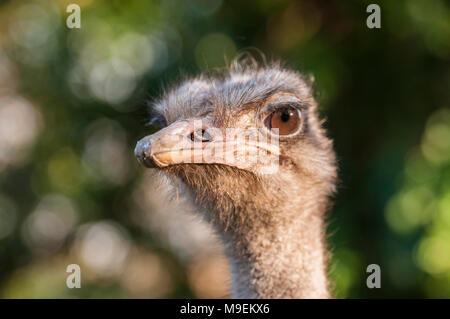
[220,203,330,299]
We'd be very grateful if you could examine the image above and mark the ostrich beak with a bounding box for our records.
[135,120,280,171]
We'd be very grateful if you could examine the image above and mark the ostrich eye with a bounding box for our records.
[264,107,302,135]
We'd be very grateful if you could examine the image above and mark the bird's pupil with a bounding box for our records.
[280,111,290,122]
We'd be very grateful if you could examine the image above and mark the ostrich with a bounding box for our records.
[134,62,337,298]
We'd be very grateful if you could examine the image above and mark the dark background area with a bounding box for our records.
[0,0,449,298]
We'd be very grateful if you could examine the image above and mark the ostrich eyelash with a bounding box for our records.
[263,102,304,113]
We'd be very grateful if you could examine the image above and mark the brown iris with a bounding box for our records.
[264,107,302,135]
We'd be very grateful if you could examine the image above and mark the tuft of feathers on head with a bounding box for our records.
[145,55,317,127]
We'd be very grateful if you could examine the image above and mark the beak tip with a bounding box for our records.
[134,138,158,168]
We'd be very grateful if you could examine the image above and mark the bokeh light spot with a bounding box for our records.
[195,33,236,70]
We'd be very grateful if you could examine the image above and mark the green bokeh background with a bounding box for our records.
[0,0,449,298]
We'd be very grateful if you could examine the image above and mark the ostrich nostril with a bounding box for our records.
[190,129,211,143]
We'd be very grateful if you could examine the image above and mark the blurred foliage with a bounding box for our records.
[0,0,449,298]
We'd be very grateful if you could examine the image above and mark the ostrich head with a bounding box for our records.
[135,62,337,298]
